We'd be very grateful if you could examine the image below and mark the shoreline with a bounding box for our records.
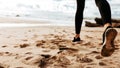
[0,16,97,28]
[0,16,120,28]
[0,16,75,27]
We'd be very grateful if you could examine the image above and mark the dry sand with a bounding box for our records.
[0,21,120,68]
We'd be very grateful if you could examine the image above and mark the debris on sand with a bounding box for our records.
[99,62,106,66]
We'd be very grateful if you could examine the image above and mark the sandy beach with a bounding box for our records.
[0,17,120,68]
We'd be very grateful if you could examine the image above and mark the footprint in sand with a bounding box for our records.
[0,63,9,68]
[4,52,12,56]
[19,43,30,48]
[1,45,7,48]
[79,57,93,63]
[59,47,78,51]
[39,55,71,68]
[21,55,43,65]
[39,54,53,68]
[95,55,103,59]
[76,54,93,63]
[99,62,106,66]
[57,55,71,65]
[0,52,12,56]
[46,55,71,68]
[41,54,51,58]
[36,40,46,47]
[25,52,32,55]
[36,42,44,47]
[39,58,49,68]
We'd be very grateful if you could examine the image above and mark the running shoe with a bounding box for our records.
[101,27,118,57]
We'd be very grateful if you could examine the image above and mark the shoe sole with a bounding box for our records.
[101,28,118,57]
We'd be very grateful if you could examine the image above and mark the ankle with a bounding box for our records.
[104,23,112,30]
[75,34,80,38]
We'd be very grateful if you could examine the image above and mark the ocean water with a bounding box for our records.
[0,0,119,25]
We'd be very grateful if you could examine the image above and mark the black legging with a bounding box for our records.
[75,0,111,34]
